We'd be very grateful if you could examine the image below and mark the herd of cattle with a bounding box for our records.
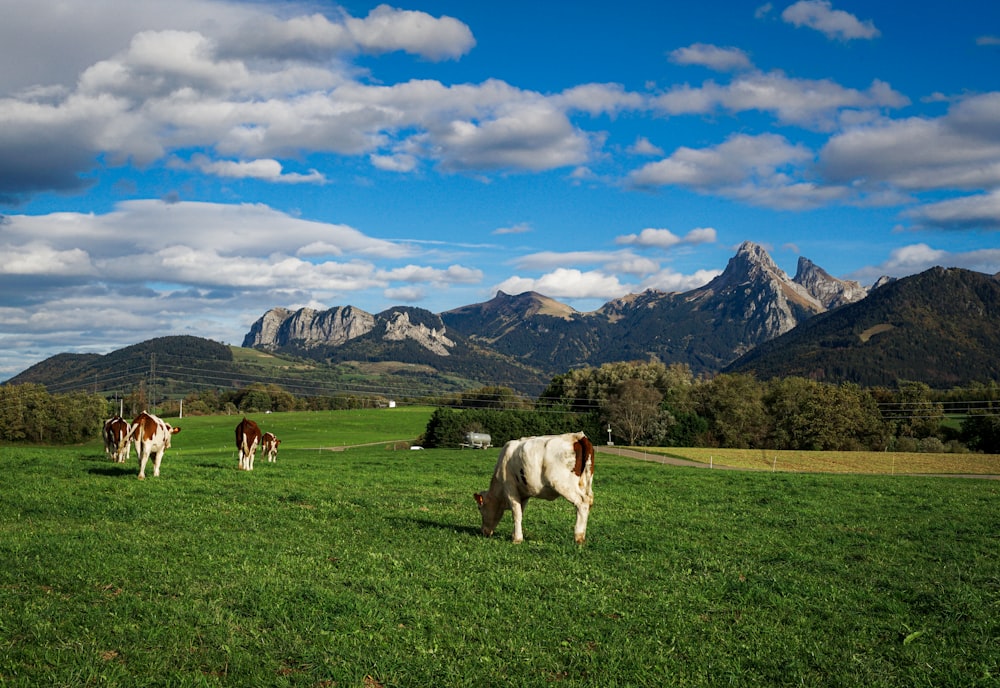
[102,412,594,543]
[101,412,280,480]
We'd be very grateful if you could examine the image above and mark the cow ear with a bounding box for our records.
[474,493,484,506]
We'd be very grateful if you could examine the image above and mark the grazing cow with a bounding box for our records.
[127,412,180,480]
[474,431,595,544]
[262,432,281,462]
[235,417,262,471]
[103,416,132,464]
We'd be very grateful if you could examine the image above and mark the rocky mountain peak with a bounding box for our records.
[793,256,868,309]
[381,310,456,356]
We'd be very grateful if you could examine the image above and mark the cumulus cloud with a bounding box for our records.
[180,155,327,183]
[0,2,598,204]
[641,267,720,293]
[616,227,717,248]
[493,268,632,301]
[904,189,1000,230]
[654,72,908,130]
[553,83,645,116]
[781,0,880,41]
[669,43,753,72]
[628,137,663,156]
[626,133,845,209]
[217,4,475,62]
[820,93,1000,193]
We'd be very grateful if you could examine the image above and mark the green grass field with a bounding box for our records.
[1,410,998,686]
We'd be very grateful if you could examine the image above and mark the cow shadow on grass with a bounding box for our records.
[392,516,481,538]
[87,465,135,478]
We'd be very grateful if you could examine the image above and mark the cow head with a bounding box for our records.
[164,424,181,448]
[474,492,503,537]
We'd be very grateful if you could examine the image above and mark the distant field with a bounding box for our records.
[633,446,1000,476]
[170,407,434,457]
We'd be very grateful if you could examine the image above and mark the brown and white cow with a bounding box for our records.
[262,432,281,462]
[103,416,132,464]
[127,412,180,480]
[235,417,262,471]
[474,431,595,544]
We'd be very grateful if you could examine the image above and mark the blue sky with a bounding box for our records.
[1,0,999,380]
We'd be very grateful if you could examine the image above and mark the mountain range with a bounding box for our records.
[10,241,1000,395]
[243,241,873,379]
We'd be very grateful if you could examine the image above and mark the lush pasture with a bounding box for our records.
[0,411,998,687]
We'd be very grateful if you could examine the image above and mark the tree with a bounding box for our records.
[962,412,1000,453]
[886,381,944,439]
[602,378,671,446]
[692,373,768,448]
[765,377,888,451]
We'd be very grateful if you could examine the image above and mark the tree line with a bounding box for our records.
[424,362,1000,453]
[2,362,999,452]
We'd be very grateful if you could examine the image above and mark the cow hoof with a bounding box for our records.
[512,537,524,544]
[575,535,586,544]
[137,475,145,480]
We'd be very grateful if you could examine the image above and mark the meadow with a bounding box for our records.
[1,408,998,687]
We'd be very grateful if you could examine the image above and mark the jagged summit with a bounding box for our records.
[793,256,868,309]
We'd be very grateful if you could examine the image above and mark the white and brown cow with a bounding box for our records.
[103,416,132,464]
[235,417,262,471]
[474,431,595,544]
[262,432,281,463]
[127,412,180,480]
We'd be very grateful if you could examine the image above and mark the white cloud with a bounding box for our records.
[781,1,880,41]
[641,267,720,293]
[628,133,829,209]
[628,137,663,156]
[553,83,645,116]
[344,4,475,61]
[904,189,1000,230]
[493,268,632,301]
[654,72,907,130]
[512,251,622,271]
[493,223,532,235]
[432,101,592,172]
[616,227,717,248]
[181,155,327,183]
[669,43,753,72]
[370,153,418,172]
[820,93,1000,193]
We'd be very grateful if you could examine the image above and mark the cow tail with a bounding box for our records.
[573,435,594,476]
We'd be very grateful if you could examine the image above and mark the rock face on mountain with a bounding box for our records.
[244,241,872,377]
[243,306,454,356]
[243,306,375,350]
[382,310,455,356]
[793,256,868,309]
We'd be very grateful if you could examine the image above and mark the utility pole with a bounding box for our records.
[150,353,156,414]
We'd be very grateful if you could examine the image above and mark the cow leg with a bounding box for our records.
[573,500,591,544]
[152,449,163,477]
[137,450,148,480]
[510,497,527,543]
